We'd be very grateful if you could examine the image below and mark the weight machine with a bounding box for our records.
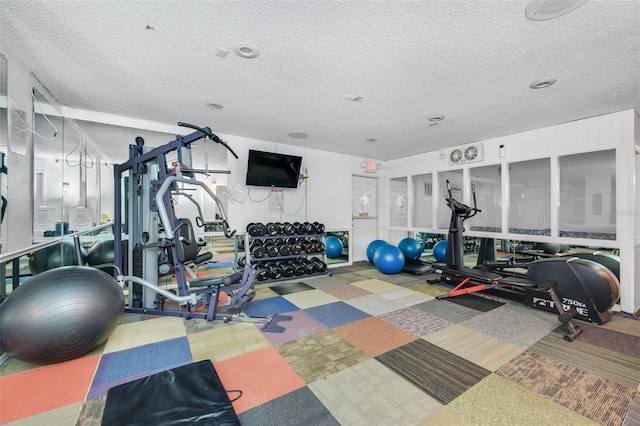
[111,123,288,330]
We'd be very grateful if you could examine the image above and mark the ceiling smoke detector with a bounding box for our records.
[525,0,589,21]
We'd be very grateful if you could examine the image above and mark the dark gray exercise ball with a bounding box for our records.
[28,240,85,275]
[0,266,124,364]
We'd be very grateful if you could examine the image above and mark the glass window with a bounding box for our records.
[559,150,615,240]
[437,170,463,229]
[411,173,432,228]
[469,165,501,232]
[390,177,407,227]
[508,158,550,236]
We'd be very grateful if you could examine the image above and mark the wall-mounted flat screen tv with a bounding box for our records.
[245,149,303,189]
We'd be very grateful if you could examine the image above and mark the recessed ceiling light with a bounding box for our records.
[206,102,224,109]
[529,79,557,89]
[288,131,308,139]
[233,42,260,59]
[428,115,445,122]
[525,0,588,21]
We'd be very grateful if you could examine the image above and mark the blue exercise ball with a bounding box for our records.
[367,240,389,263]
[0,266,124,364]
[432,240,447,263]
[398,238,424,261]
[325,236,344,259]
[373,245,405,275]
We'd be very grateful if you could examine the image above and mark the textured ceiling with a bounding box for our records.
[1,0,639,165]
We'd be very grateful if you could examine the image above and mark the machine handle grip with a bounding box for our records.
[177,122,239,159]
[222,220,236,239]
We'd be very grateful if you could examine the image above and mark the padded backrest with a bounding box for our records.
[174,218,198,263]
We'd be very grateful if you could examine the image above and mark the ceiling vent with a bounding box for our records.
[447,143,484,166]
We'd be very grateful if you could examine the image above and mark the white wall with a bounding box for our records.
[386,109,638,315]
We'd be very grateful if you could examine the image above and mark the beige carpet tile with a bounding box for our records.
[623,393,640,425]
[601,315,640,337]
[379,287,435,307]
[187,322,271,362]
[282,289,340,309]
[418,406,472,425]
[275,330,368,384]
[460,303,558,348]
[496,351,635,426]
[4,402,84,426]
[449,374,600,425]
[334,272,373,284]
[343,293,404,316]
[332,317,417,357]
[74,397,106,426]
[405,282,450,297]
[424,324,524,371]
[309,359,442,425]
[350,278,402,294]
[357,268,393,280]
[528,332,640,389]
[411,298,484,323]
[102,316,186,353]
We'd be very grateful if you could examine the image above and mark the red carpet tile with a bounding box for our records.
[214,346,305,414]
[0,355,100,423]
[333,316,418,357]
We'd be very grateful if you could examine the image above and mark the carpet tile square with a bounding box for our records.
[214,346,305,414]
[334,271,372,283]
[187,322,271,362]
[268,280,315,295]
[240,295,300,317]
[562,321,640,359]
[601,315,640,337]
[320,283,372,300]
[379,306,452,337]
[332,317,417,357]
[102,315,186,353]
[343,293,404,316]
[496,351,635,426]
[309,359,442,425]
[0,355,100,424]
[412,298,484,323]
[301,274,349,289]
[448,374,599,425]
[379,287,435,307]
[418,406,473,425]
[424,324,524,371]
[87,336,192,400]
[461,303,558,348]
[351,278,403,294]
[260,309,328,345]
[405,282,450,297]
[276,330,369,384]
[283,288,341,309]
[304,301,371,328]
[376,339,491,404]
[440,293,505,312]
[380,273,427,286]
[239,386,340,426]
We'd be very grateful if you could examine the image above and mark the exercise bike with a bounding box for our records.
[433,180,620,339]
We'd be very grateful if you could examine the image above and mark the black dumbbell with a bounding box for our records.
[315,240,325,253]
[275,239,292,256]
[283,222,296,235]
[290,259,306,276]
[263,241,279,257]
[237,256,246,267]
[301,240,317,254]
[276,222,286,235]
[293,222,306,235]
[265,261,283,280]
[301,259,316,274]
[265,222,278,236]
[310,257,327,273]
[277,260,294,277]
[237,238,246,251]
[254,263,269,281]
[250,241,266,258]
[247,223,265,236]
[304,222,315,234]
[313,222,325,234]
[287,238,302,255]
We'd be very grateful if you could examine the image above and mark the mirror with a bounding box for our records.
[0,53,7,251]
[508,158,551,236]
[326,230,349,265]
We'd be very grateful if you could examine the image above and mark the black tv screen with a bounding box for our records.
[245,149,303,189]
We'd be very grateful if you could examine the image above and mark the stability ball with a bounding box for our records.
[0,266,125,364]
[367,240,389,263]
[432,240,447,263]
[535,242,561,255]
[398,238,423,261]
[28,240,84,275]
[373,245,405,275]
[325,236,344,259]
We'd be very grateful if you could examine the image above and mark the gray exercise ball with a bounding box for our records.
[0,266,124,364]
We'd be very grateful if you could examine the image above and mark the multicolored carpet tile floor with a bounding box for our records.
[1,262,639,425]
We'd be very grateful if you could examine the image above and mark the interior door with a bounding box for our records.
[352,175,378,262]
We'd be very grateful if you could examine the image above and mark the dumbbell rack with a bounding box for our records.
[243,222,331,283]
